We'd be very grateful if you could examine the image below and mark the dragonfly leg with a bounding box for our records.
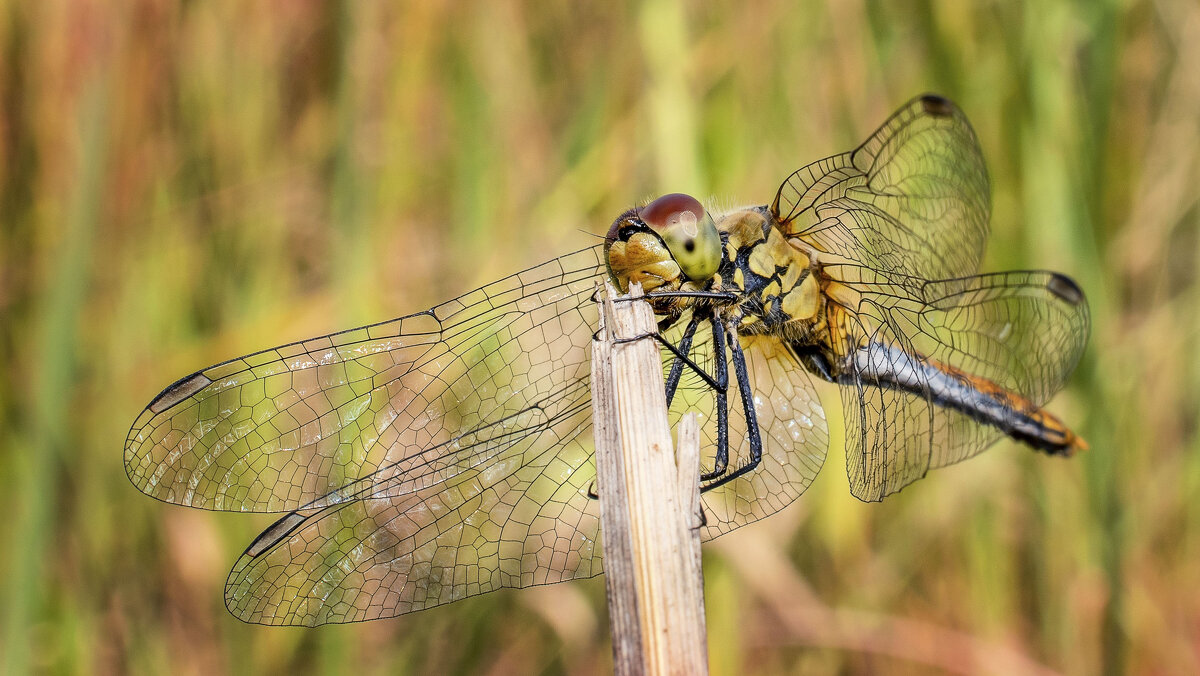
[700,312,731,482]
[611,326,722,392]
[640,289,741,303]
[599,306,749,489]
[664,314,701,406]
[586,313,706,502]
[701,321,764,492]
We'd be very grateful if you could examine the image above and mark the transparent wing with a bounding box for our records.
[224,386,603,624]
[222,319,828,625]
[773,94,990,292]
[125,247,608,512]
[838,271,1090,501]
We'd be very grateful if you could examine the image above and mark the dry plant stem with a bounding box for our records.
[592,281,709,676]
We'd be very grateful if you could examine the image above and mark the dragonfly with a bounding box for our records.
[125,94,1089,626]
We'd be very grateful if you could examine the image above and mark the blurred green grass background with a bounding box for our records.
[1,0,1196,674]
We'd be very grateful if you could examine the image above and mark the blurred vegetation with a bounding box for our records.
[1,0,1197,674]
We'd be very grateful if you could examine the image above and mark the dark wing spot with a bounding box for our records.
[148,372,212,413]
[1046,273,1085,306]
[684,240,695,252]
[920,94,954,117]
[244,512,307,558]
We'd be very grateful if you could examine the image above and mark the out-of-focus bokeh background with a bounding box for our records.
[1,0,1197,673]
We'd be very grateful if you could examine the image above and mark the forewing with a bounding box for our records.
[841,271,1090,501]
[224,319,829,624]
[773,94,990,291]
[125,246,607,512]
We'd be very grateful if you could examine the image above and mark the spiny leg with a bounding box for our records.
[639,290,740,303]
[586,310,716,501]
[664,314,701,406]
[701,325,764,491]
[700,311,731,483]
[610,323,721,392]
[592,302,769,496]
[613,313,725,397]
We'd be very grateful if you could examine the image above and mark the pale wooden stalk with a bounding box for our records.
[592,281,709,676]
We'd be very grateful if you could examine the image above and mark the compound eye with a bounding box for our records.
[639,193,706,235]
[638,193,720,283]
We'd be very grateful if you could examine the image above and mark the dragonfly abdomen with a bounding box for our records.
[843,341,1086,456]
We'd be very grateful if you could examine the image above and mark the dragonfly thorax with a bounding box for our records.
[713,207,825,339]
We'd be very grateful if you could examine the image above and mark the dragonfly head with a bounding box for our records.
[605,193,722,292]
